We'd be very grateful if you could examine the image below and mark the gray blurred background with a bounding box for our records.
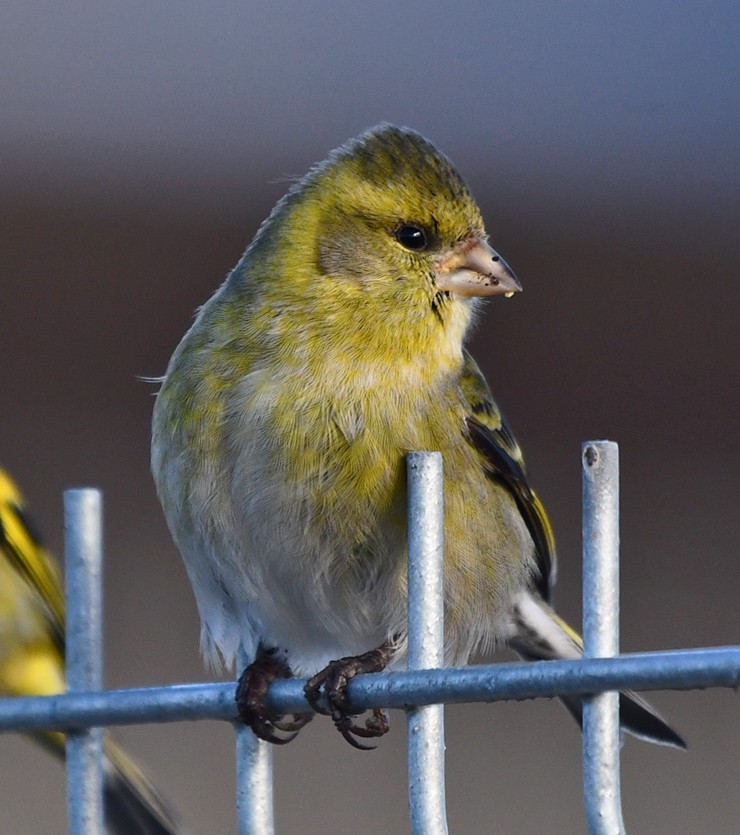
[2,2,738,833]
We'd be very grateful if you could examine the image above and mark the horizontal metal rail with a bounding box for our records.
[0,648,737,734]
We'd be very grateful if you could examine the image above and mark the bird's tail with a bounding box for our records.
[102,737,184,835]
[36,730,183,835]
[507,590,686,749]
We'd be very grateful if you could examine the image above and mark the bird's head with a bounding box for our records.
[238,124,520,348]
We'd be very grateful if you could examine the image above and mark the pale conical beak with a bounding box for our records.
[434,238,522,298]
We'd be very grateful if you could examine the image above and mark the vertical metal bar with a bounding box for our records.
[65,489,105,835]
[406,452,449,835]
[235,648,274,835]
[582,441,625,835]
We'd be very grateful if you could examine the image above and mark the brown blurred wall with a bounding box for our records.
[2,177,738,833]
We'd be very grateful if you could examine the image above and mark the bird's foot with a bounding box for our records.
[304,641,394,750]
[236,648,313,744]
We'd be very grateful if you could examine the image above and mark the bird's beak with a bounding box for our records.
[434,238,522,298]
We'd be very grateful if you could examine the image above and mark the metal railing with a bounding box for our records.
[0,441,739,834]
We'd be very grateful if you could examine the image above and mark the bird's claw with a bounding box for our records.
[303,642,394,749]
[333,707,390,750]
[236,648,312,744]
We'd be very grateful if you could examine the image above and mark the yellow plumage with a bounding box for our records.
[152,124,683,749]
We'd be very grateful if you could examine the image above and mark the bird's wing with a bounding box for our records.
[459,350,556,602]
[458,361,687,749]
[0,470,65,658]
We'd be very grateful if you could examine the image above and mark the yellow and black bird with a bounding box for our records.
[0,468,183,834]
[151,124,684,751]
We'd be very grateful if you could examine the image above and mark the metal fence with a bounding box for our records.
[0,441,738,835]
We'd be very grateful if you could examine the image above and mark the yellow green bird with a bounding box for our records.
[0,469,183,833]
[151,124,684,750]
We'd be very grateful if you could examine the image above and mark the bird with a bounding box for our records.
[0,468,183,834]
[151,123,684,750]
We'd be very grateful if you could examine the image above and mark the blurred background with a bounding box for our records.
[2,2,738,833]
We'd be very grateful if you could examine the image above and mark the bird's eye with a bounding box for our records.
[394,225,428,251]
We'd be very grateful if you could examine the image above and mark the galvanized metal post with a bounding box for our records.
[65,488,105,835]
[582,441,625,835]
[0,451,735,833]
[406,452,449,835]
[235,648,275,835]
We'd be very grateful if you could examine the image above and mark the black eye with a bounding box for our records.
[394,224,428,251]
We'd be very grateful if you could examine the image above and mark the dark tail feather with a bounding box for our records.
[508,591,686,750]
[559,691,686,749]
[102,738,183,835]
[36,731,183,834]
